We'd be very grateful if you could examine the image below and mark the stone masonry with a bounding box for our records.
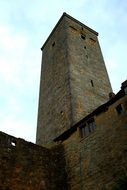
[61,88,127,190]
[36,13,112,146]
[0,83,127,190]
[0,132,67,190]
[0,13,127,190]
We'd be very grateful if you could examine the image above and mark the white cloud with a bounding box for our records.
[0,115,36,142]
[0,25,28,50]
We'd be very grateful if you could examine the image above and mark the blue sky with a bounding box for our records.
[0,0,127,143]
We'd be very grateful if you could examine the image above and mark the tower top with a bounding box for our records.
[41,12,98,50]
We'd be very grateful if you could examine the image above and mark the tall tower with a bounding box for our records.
[36,13,112,145]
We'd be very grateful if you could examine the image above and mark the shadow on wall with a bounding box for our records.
[0,131,69,190]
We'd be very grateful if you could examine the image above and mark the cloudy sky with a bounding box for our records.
[0,0,127,143]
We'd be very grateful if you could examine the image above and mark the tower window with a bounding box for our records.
[60,111,64,115]
[91,80,94,87]
[90,38,96,43]
[116,104,123,115]
[69,26,77,31]
[79,123,87,138]
[81,34,86,40]
[79,118,96,138]
[87,118,96,132]
[52,42,55,47]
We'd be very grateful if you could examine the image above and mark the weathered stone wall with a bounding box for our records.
[36,16,72,145]
[0,132,68,190]
[63,95,127,190]
[1,94,127,190]
[65,16,112,123]
[51,145,68,190]
[36,13,112,146]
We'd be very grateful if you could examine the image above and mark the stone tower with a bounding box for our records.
[36,13,112,145]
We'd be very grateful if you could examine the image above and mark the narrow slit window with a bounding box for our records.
[91,80,94,87]
[52,42,55,47]
[90,38,96,43]
[81,34,86,40]
[60,111,64,115]
[116,104,123,115]
[69,26,77,31]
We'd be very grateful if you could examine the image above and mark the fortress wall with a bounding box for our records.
[0,132,67,190]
